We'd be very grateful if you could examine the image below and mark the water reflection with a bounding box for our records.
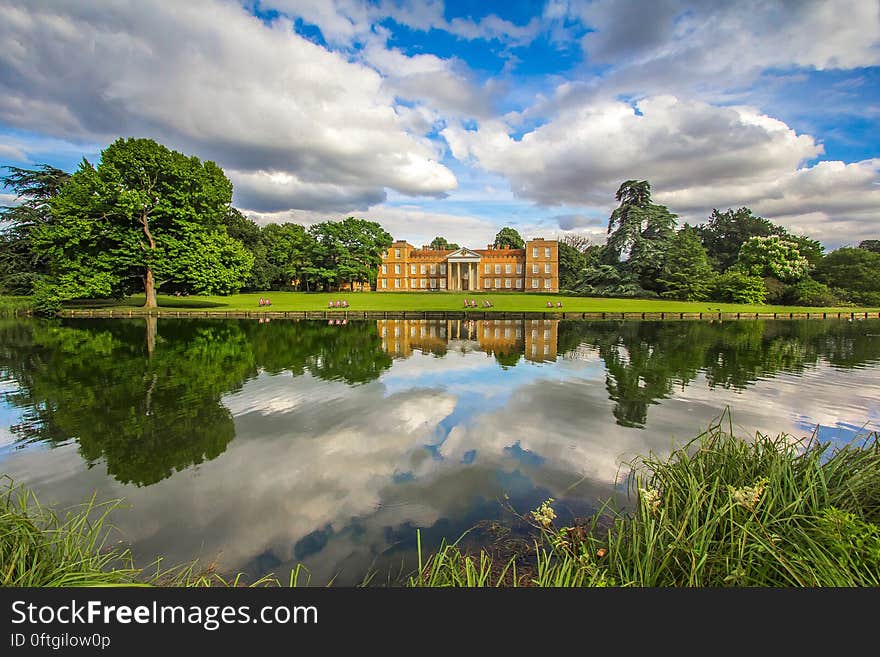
[0,317,878,583]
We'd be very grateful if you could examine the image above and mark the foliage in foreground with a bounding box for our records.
[3,421,879,587]
[411,420,880,587]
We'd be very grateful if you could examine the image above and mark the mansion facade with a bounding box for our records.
[376,238,559,292]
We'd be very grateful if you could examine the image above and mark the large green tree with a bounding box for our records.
[261,222,315,290]
[429,236,459,250]
[493,226,525,250]
[307,217,392,291]
[859,240,880,254]
[813,247,880,305]
[657,226,715,300]
[604,180,677,291]
[36,138,252,309]
[0,164,71,294]
[736,235,811,283]
[697,207,785,272]
[558,241,587,291]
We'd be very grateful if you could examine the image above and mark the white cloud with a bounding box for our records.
[572,0,880,94]
[0,0,457,213]
[443,95,880,245]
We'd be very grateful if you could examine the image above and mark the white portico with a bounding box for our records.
[445,248,482,291]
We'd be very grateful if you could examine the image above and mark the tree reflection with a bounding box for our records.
[558,319,880,427]
[0,317,392,485]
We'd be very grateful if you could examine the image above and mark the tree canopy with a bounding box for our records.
[34,138,252,310]
[429,236,459,250]
[493,226,525,250]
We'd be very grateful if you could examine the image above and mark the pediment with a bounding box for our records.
[445,248,482,261]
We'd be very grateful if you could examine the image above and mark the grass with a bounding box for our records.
[3,420,879,587]
[0,296,32,317]
[412,418,880,587]
[58,291,880,315]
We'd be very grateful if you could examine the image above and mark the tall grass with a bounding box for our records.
[412,420,880,587]
[0,478,293,587]
[4,420,879,587]
[0,296,31,317]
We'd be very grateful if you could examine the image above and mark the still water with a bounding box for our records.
[1,317,879,584]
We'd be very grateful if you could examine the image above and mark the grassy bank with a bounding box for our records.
[59,291,880,315]
[0,296,32,317]
[3,421,879,587]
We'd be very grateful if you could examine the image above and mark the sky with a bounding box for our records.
[1,0,878,249]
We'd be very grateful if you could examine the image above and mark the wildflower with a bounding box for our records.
[596,548,607,558]
[639,487,662,515]
[531,498,556,528]
[729,477,768,511]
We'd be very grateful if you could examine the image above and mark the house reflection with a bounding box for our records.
[376,319,558,363]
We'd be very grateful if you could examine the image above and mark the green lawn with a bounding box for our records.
[60,291,880,314]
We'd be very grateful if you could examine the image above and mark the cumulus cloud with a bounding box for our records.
[0,0,457,213]
[571,0,880,95]
[443,95,880,245]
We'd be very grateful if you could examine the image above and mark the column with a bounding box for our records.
[456,262,462,291]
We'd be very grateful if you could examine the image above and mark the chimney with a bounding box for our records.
[422,245,429,250]
[487,244,494,250]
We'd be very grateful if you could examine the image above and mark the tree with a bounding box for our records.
[736,235,811,283]
[657,226,715,300]
[36,138,251,309]
[429,236,459,250]
[711,270,766,304]
[814,247,880,305]
[697,208,785,272]
[558,241,587,291]
[604,180,677,291]
[0,164,71,294]
[493,226,524,250]
[261,222,314,289]
[560,233,594,253]
[308,217,392,291]
[859,240,880,254]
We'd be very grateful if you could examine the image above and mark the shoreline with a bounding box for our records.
[52,308,880,321]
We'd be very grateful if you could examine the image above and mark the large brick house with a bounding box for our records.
[376,238,558,292]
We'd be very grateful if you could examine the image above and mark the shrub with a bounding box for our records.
[711,270,766,304]
[784,278,841,307]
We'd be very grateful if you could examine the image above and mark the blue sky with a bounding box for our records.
[1,0,878,248]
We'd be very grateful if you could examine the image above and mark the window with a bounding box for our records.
[394,279,400,288]
[545,263,551,273]
[532,264,538,273]
[545,247,551,259]
[544,279,551,289]
[421,278,427,288]
[440,264,446,274]
[381,279,387,288]
[484,264,490,273]
[420,264,426,274]
[411,264,417,274]
[395,249,401,259]
[516,263,522,274]
[532,247,538,258]
[505,327,510,338]
[532,279,538,288]
[381,265,387,274]
[505,279,511,288]
[544,329,550,339]
[544,344,550,355]
[430,279,437,289]
[515,279,522,289]
[494,264,501,274]
[394,264,400,274]
[430,264,436,275]
[440,279,447,289]
[495,278,501,288]
[505,264,512,274]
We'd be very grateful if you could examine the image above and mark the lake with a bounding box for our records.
[2,317,879,585]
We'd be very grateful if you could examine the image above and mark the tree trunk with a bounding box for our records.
[144,267,158,308]
[145,314,157,357]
